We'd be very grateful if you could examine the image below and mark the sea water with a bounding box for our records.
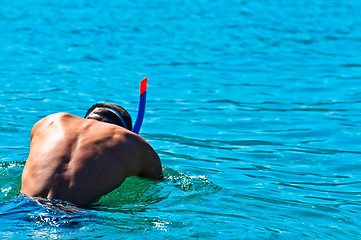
[1,0,361,239]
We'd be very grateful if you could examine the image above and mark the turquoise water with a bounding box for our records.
[1,0,361,239]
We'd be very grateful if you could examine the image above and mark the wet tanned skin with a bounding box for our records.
[20,113,163,206]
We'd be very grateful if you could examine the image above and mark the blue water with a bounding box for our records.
[1,0,361,239]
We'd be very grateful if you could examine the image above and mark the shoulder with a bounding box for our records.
[108,128,158,160]
[32,112,75,129]
[114,129,154,151]
[30,112,76,138]
[34,112,73,124]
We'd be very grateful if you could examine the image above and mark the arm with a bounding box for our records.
[137,138,163,180]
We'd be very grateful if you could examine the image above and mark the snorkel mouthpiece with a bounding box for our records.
[132,77,147,134]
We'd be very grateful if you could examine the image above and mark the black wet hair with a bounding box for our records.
[84,103,132,131]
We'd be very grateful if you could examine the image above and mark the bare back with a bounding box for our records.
[21,113,162,206]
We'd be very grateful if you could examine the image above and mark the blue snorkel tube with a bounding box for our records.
[132,77,147,134]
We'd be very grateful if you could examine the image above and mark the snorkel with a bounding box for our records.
[132,77,147,134]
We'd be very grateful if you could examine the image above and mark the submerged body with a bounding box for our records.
[21,112,162,206]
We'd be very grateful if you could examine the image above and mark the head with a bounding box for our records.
[84,103,132,131]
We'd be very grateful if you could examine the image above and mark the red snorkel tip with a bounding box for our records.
[140,77,147,96]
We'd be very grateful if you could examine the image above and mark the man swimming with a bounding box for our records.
[20,103,163,206]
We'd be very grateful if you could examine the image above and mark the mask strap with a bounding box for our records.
[86,107,128,129]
